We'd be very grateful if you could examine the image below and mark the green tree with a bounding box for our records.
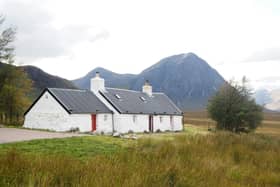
[0,16,32,124]
[0,16,15,64]
[207,77,263,132]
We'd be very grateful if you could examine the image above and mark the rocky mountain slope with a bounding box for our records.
[73,53,225,110]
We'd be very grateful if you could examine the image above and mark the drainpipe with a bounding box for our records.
[111,111,115,134]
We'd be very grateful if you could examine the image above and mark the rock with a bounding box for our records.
[113,132,121,137]
[131,134,138,140]
[122,135,130,139]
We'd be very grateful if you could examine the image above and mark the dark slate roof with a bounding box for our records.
[100,88,182,115]
[24,88,112,115]
[48,88,112,114]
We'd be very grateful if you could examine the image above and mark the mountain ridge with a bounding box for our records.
[0,62,77,97]
[73,53,226,110]
[21,65,77,91]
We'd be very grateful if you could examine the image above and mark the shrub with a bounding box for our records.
[207,77,263,132]
[69,127,80,132]
[156,129,161,133]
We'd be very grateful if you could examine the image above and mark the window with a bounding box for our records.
[104,114,108,121]
[45,94,48,99]
[133,115,137,123]
[140,96,146,102]
[160,116,163,123]
[115,94,121,99]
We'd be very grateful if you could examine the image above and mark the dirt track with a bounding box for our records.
[0,128,86,144]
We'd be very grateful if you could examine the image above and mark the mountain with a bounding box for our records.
[21,65,77,92]
[254,89,272,106]
[73,67,136,90]
[73,53,225,110]
[255,89,280,111]
[0,62,77,97]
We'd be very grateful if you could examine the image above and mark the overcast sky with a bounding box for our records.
[1,0,280,90]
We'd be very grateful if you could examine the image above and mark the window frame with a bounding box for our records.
[160,116,163,123]
[133,115,137,123]
[104,114,108,121]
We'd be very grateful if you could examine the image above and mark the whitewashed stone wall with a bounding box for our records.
[173,115,183,131]
[24,92,72,131]
[113,114,149,133]
[69,114,91,132]
[153,115,171,132]
[96,114,113,134]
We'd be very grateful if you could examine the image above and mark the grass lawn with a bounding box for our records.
[0,136,133,159]
[0,126,207,159]
[0,126,279,186]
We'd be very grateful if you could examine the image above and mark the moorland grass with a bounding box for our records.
[184,111,280,137]
[0,132,279,186]
[0,136,132,159]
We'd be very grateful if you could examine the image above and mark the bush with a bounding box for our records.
[156,129,161,133]
[207,78,263,132]
[69,127,80,132]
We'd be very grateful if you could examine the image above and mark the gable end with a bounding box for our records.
[24,88,71,116]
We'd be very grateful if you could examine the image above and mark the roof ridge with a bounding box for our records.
[48,88,87,92]
[106,87,164,94]
[106,87,140,93]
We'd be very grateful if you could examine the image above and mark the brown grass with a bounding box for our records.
[184,111,280,137]
[0,132,279,186]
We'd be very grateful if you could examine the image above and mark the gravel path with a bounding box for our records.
[0,128,87,144]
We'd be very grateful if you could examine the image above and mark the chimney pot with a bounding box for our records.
[96,71,100,77]
[145,80,150,85]
[142,80,152,96]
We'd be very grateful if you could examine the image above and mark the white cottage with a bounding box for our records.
[23,72,183,134]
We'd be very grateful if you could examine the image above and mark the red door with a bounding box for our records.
[91,114,96,131]
[149,115,153,132]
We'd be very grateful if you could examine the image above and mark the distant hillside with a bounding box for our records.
[73,53,226,110]
[255,89,280,111]
[0,63,77,97]
[73,67,136,90]
[21,65,77,91]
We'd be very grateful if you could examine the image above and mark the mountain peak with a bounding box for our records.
[73,52,225,110]
[181,52,198,59]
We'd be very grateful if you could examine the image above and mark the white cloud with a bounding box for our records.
[0,0,109,63]
[1,0,280,89]
[244,47,280,62]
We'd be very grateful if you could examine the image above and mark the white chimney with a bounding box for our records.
[90,72,105,93]
[142,80,152,96]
